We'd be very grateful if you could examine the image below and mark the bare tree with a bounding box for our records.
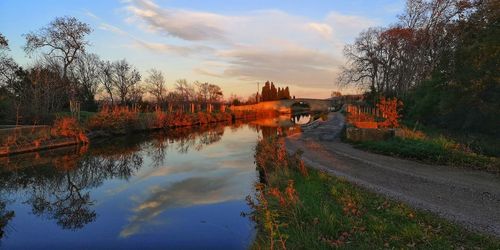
[23,16,92,80]
[70,53,101,110]
[23,16,92,104]
[195,81,210,103]
[339,28,385,92]
[0,33,19,87]
[207,84,223,103]
[0,33,7,48]
[145,69,167,105]
[175,79,194,102]
[112,59,141,105]
[339,0,467,98]
[98,60,115,106]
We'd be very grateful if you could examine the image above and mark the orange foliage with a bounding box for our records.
[51,117,88,144]
[346,97,402,128]
[87,106,139,132]
[377,97,402,128]
[353,121,378,129]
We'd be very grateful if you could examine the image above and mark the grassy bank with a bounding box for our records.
[348,127,500,174]
[0,108,263,156]
[249,137,500,249]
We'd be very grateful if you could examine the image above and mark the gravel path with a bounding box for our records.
[286,112,500,237]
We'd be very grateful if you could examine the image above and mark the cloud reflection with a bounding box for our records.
[120,175,243,238]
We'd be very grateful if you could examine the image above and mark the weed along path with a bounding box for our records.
[285,112,500,237]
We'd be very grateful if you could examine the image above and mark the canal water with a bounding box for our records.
[0,115,311,249]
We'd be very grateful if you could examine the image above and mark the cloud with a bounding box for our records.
[195,45,341,88]
[121,0,379,97]
[99,23,129,36]
[132,40,214,56]
[307,22,333,39]
[98,21,214,56]
[126,0,230,41]
[325,11,379,42]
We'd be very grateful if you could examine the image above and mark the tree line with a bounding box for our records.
[0,17,226,125]
[261,81,291,101]
[340,0,499,134]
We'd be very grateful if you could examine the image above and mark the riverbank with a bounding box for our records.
[250,136,500,249]
[0,108,269,157]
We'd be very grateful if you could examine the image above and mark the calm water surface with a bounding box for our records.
[0,117,306,249]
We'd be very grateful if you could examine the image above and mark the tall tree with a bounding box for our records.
[175,79,194,102]
[145,69,167,106]
[0,33,19,88]
[112,59,141,105]
[284,86,291,99]
[270,82,277,100]
[98,60,115,106]
[23,16,92,101]
[70,53,101,111]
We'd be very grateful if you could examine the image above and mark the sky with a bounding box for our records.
[0,0,405,99]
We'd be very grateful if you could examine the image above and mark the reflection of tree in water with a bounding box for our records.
[144,124,226,158]
[0,142,144,232]
[260,126,279,139]
[0,198,14,243]
[0,124,232,234]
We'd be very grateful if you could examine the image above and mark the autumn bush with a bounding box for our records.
[87,106,140,133]
[51,116,88,143]
[347,97,403,128]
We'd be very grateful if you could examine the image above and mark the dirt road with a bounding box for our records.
[286,112,500,237]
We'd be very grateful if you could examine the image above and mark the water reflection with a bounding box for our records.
[0,117,307,248]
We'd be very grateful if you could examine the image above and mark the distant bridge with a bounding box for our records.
[230,98,333,113]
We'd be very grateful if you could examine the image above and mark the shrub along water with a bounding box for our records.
[249,136,500,249]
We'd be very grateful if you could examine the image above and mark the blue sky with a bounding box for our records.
[0,0,405,98]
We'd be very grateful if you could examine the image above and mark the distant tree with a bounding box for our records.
[261,81,271,101]
[145,69,167,106]
[228,94,242,106]
[195,81,210,103]
[175,79,194,102]
[270,82,277,100]
[247,93,258,104]
[207,84,223,103]
[331,91,342,98]
[112,59,141,105]
[284,86,291,99]
[261,81,291,101]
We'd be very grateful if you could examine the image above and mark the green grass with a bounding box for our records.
[402,120,500,158]
[353,137,499,174]
[250,137,500,249]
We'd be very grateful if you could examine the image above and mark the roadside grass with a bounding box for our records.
[250,137,500,249]
[402,120,500,158]
[352,135,499,174]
